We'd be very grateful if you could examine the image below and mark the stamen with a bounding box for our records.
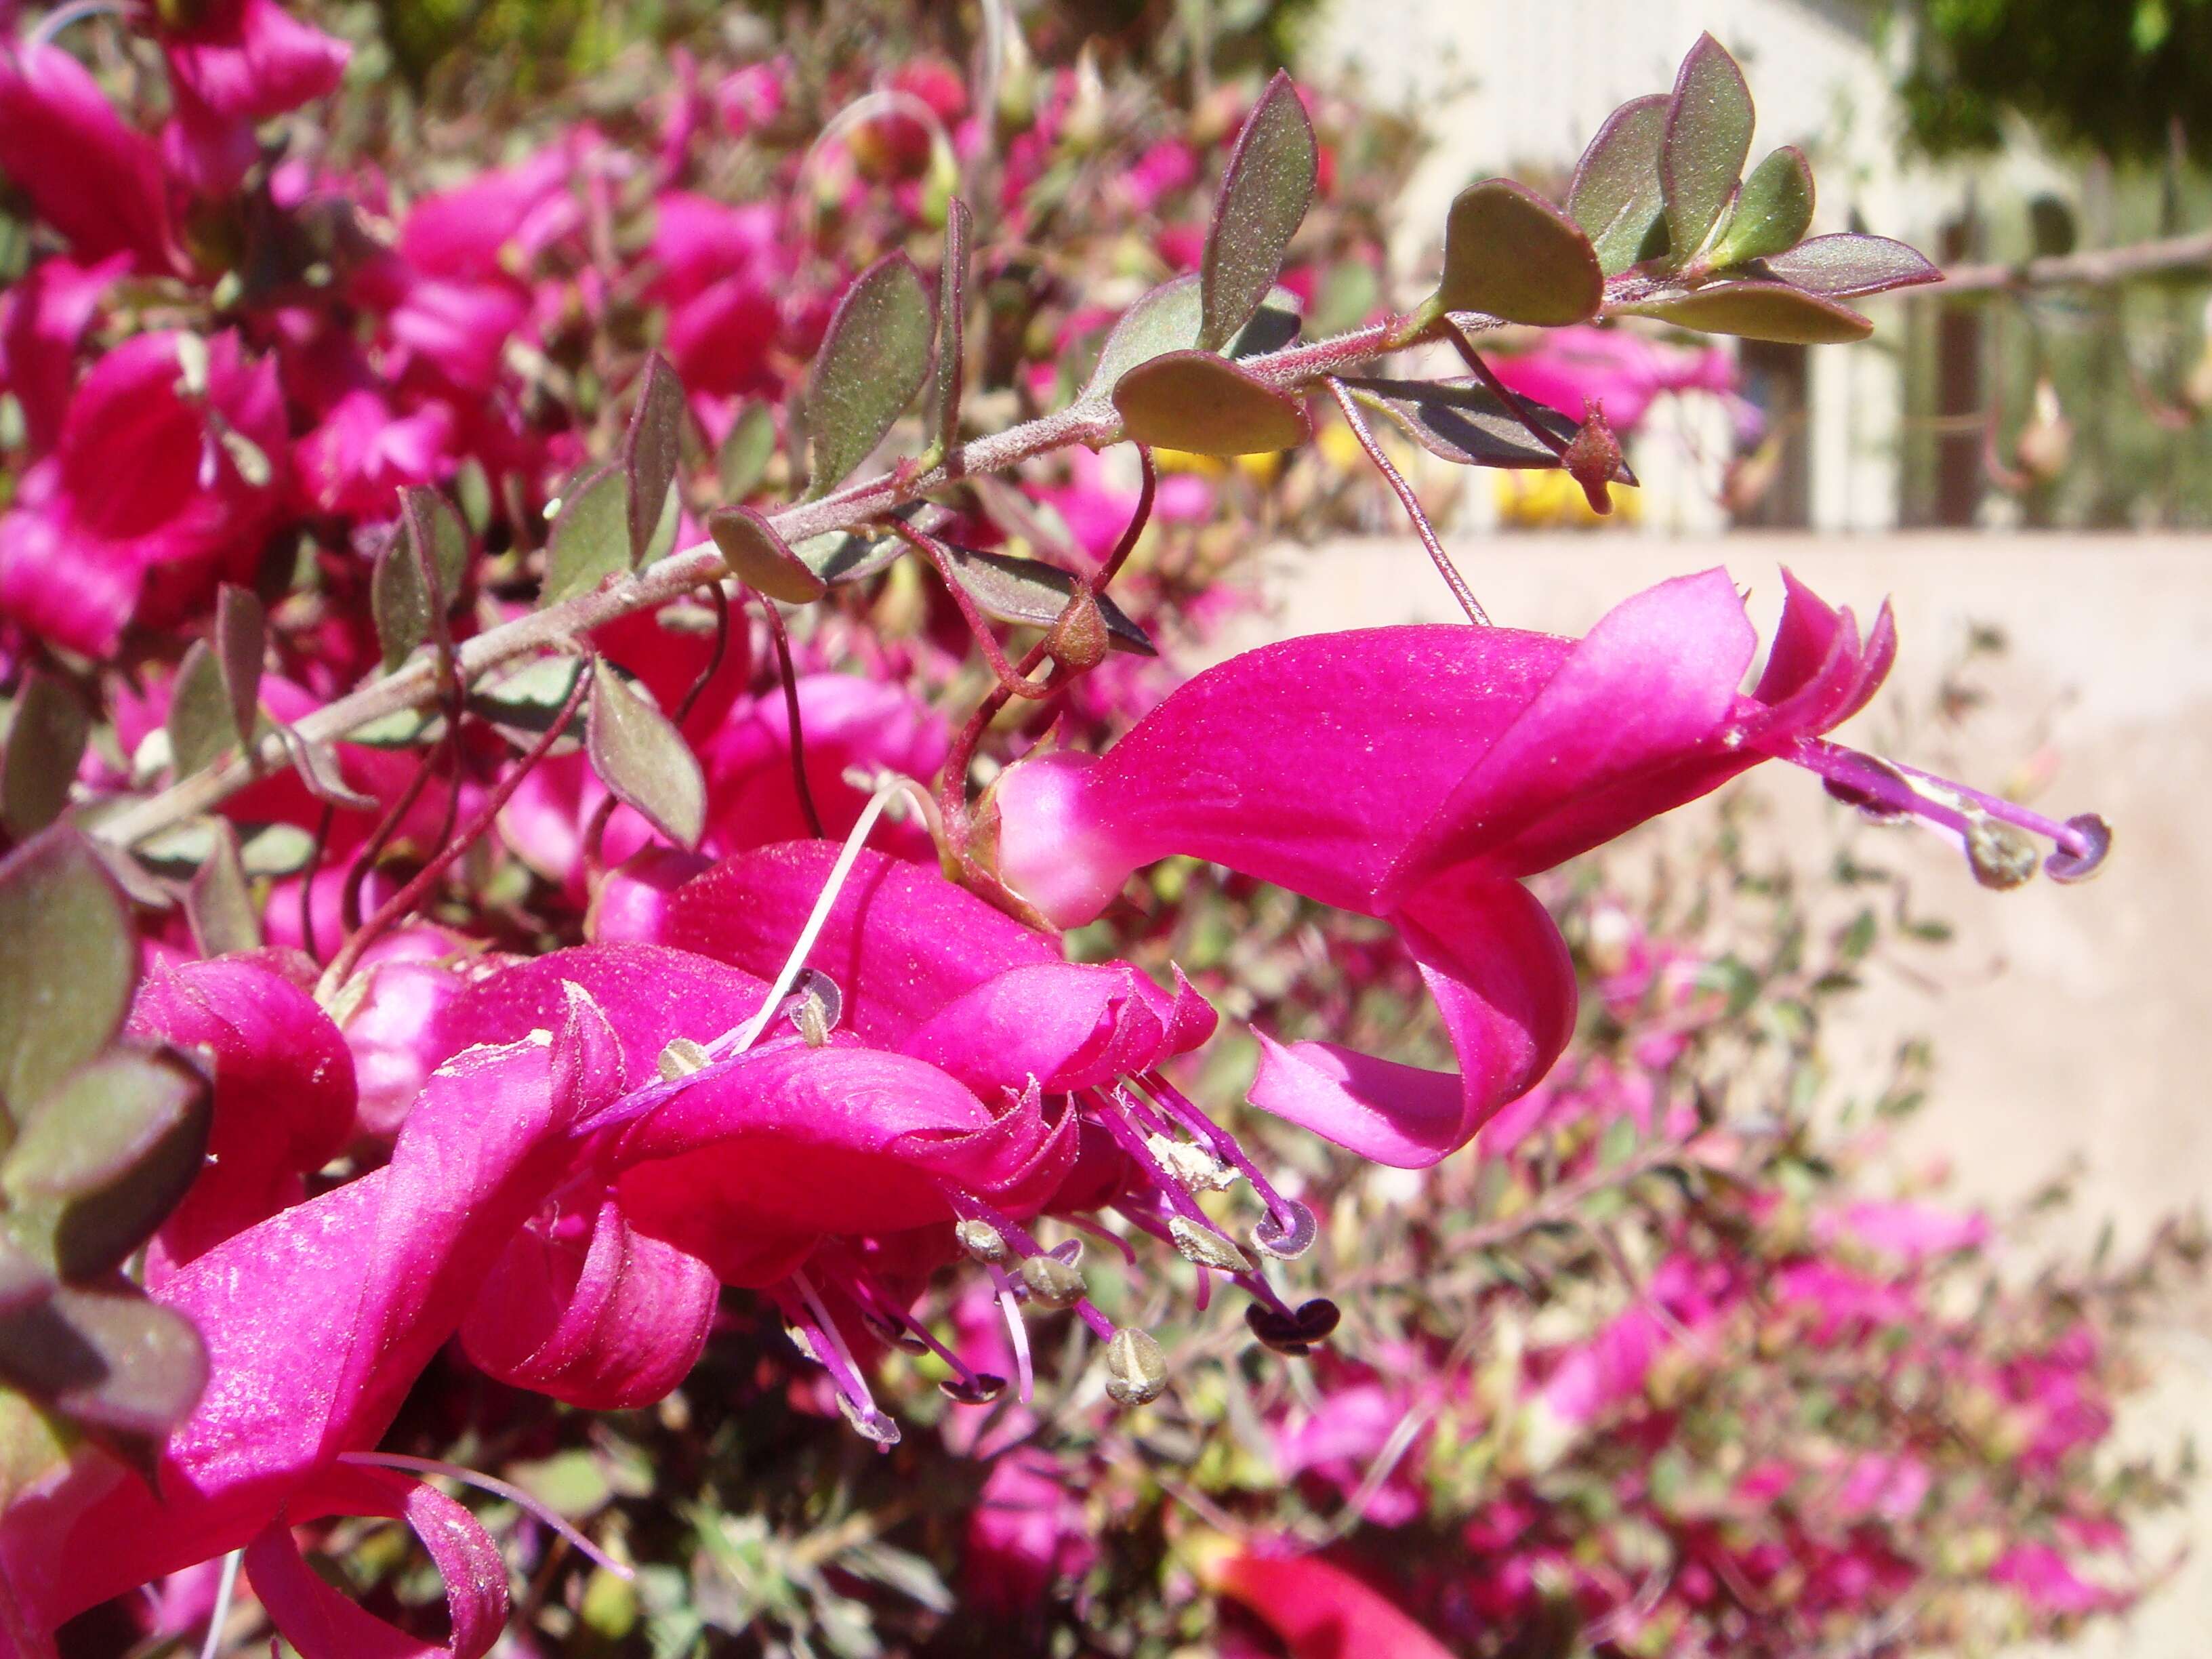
[198,1549,243,1659]
[1136,1073,1317,1258]
[1965,817,2038,890]
[1103,1328,1168,1407]
[983,1261,1036,1402]
[657,1037,711,1079]
[788,1270,899,1446]
[337,1452,634,1578]
[1019,1253,1086,1309]
[1168,1214,1254,1275]
[956,1217,1008,1263]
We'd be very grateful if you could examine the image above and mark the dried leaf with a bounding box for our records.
[587,667,705,849]
[1758,233,1940,298]
[1711,146,1814,267]
[3,1048,210,1279]
[717,402,778,499]
[211,583,264,747]
[165,643,234,779]
[1111,350,1311,456]
[1,673,89,840]
[806,253,933,497]
[623,353,687,565]
[543,464,630,605]
[928,198,970,454]
[1199,70,1317,352]
[184,819,262,957]
[1661,33,1755,265]
[708,507,827,605]
[1338,377,1635,480]
[1619,279,1872,344]
[0,829,135,1117]
[939,548,1156,656]
[1568,94,1673,276]
[1435,179,1603,325]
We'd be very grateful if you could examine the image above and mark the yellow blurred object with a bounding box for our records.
[1494,466,1640,529]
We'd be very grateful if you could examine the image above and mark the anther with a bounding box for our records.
[857,1308,931,1357]
[1146,1132,1239,1193]
[1244,1296,1340,1356]
[836,1393,903,1446]
[956,1218,1008,1263]
[1169,1214,1254,1274]
[1020,1254,1086,1309]
[1965,816,2039,890]
[1103,1327,1168,1406]
[1820,758,1915,823]
[938,1372,1008,1406]
[794,992,832,1047]
[784,1322,819,1363]
[657,1036,712,1079]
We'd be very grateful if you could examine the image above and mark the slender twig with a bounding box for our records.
[759,596,825,839]
[299,802,333,963]
[323,659,593,989]
[1442,316,1571,458]
[1326,377,1489,626]
[888,521,1056,700]
[1939,228,2212,294]
[1096,444,1157,591]
[339,741,440,933]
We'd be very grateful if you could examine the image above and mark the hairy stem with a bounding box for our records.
[96,316,1407,850]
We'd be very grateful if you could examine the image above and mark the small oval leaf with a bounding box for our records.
[794,529,905,587]
[0,829,136,1117]
[624,353,687,565]
[1199,71,1318,352]
[370,531,427,674]
[1759,233,1941,298]
[212,584,264,747]
[1568,94,1673,276]
[1618,279,1872,344]
[708,507,827,605]
[1661,33,1755,265]
[165,643,234,780]
[184,820,262,958]
[939,548,1156,656]
[0,1285,208,1440]
[586,666,706,850]
[1436,179,1603,325]
[543,464,632,606]
[1338,377,1635,480]
[470,656,588,742]
[1111,351,1311,457]
[1711,146,1814,268]
[928,198,971,455]
[2,673,90,840]
[1082,276,1303,404]
[806,253,934,497]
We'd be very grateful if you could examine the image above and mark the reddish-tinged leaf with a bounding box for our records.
[1081,274,1302,405]
[928,198,970,454]
[806,253,933,496]
[708,506,826,605]
[1761,232,1942,297]
[184,819,262,957]
[542,463,630,606]
[1436,179,1602,325]
[1619,279,1872,343]
[1568,94,1673,275]
[165,642,233,779]
[1200,71,1318,352]
[623,353,687,565]
[211,584,264,748]
[1662,33,1755,264]
[587,667,706,849]
[938,548,1156,655]
[1,672,89,840]
[1111,350,1311,456]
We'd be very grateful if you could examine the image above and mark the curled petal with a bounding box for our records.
[901,961,1200,1094]
[245,1467,506,1659]
[1206,1549,1455,1659]
[1249,874,1574,1167]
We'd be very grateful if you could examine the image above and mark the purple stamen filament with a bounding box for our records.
[337,1451,634,1579]
[1789,738,2097,859]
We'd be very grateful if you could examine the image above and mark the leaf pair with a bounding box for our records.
[544,354,689,605]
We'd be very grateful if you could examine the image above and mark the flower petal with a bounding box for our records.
[1206,1549,1456,1659]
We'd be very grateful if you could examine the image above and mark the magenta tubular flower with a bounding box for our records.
[153,0,349,192]
[0,41,180,274]
[994,569,2108,1168]
[0,994,623,1647]
[1206,1549,1456,1659]
[0,253,129,454]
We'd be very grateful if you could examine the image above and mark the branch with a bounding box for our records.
[93,315,1406,851]
[1938,228,2212,295]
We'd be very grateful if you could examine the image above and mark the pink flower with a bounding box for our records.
[0,331,287,656]
[293,387,456,514]
[0,40,180,273]
[1206,1550,1456,1659]
[1992,1542,2118,1616]
[1490,323,1744,437]
[0,253,127,453]
[154,0,349,192]
[993,570,2104,1166]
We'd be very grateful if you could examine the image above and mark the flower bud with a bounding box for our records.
[1020,1253,1086,1309]
[1046,588,1111,672]
[1104,1326,1168,1406]
[1561,401,1622,516]
[1169,1214,1254,1274]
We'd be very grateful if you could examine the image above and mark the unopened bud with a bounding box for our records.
[1019,1253,1086,1309]
[1965,817,2039,890]
[1168,1214,1254,1274]
[1104,1326,1168,1406]
[657,1037,712,1079]
[956,1218,1008,1263]
[1046,586,1111,672]
[1561,400,1622,515]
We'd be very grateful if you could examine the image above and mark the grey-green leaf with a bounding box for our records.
[1,674,89,840]
[623,353,687,565]
[586,667,705,849]
[1711,146,1814,268]
[1568,94,1673,276]
[1661,33,1755,265]
[543,464,631,605]
[165,643,233,779]
[212,584,264,747]
[1759,234,1940,298]
[184,820,261,958]
[0,829,136,1119]
[470,655,589,741]
[938,548,1156,656]
[1435,179,1603,325]
[1199,70,1317,352]
[402,487,469,608]
[1618,279,1872,343]
[708,507,826,605]
[370,529,428,673]
[1338,377,1636,480]
[928,199,970,455]
[806,253,933,497]
[1111,350,1311,456]
[1080,275,1301,405]
[718,402,779,499]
